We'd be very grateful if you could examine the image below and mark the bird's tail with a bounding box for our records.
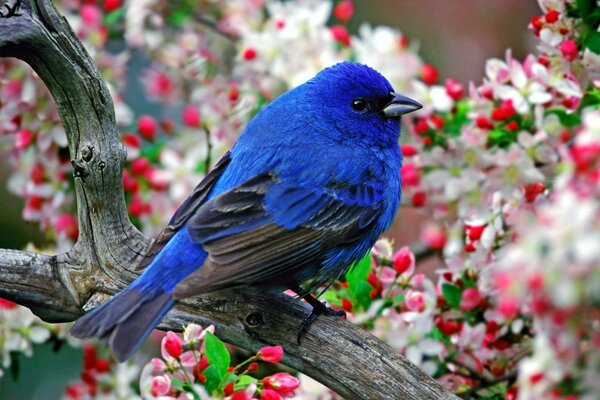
[70,287,175,362]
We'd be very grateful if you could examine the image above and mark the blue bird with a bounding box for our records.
[70,62,421,361]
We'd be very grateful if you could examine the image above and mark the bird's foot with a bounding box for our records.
[297,295,346,344]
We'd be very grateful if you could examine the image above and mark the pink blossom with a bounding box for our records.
[262,373,300,396]
[150,375,171,397]
[405,290,426,312]
[460,288,482,311]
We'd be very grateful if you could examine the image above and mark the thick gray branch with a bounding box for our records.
[0,1,458,399]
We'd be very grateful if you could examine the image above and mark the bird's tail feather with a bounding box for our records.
[70,288,175,362]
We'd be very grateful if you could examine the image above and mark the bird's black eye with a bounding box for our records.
[351,98,368,113]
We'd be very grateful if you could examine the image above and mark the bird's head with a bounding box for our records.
[302,62,421,147]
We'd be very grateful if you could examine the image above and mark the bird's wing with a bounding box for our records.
[173,173,381,298]
[134,151,232,271]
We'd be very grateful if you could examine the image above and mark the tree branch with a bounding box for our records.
[0,1,459,398]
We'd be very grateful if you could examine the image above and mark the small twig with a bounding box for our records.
[448,355,521,399]
[196,14,238,41]
[373,241,437,267]
[457,372,517,399]
[448,356,492,383]
[203,124,212,173]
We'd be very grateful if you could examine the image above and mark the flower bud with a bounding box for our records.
[257,345,284,363]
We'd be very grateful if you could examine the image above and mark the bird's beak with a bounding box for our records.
[383,92,422,117]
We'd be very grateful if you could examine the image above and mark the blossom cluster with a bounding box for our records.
[139,324,299,400]
[0,299,72,380]
[1,0,600,399]
[64,343,141,400]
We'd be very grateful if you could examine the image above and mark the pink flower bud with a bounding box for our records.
[83,343,97,371]
[14,129,34,149]
[122,133,141,148]
[257,345,284,363]
[231,391,251,400]
[242,47,257,61]
[261,389,283,400]
[30,164,45,184]
[421,64,438,85]
[247,362,259,373]
[331,25,351,47]
[104,0,121,12]
[497,298,519,319]
[137,115,157,141]
[459,288,482,311]
[400,144,418,157]
[130,158,151,176]
[401,163,420,187]
[392,247,414,275]
[94,358,111,373]
[411,191,426,207]
[333,0,354,22]
[466,224,486,241]
[162,332,183,359]
[262,373,300,395]
[422,225,446,250]
[544,10,559,23]
[80,5,102,27]
[182,104,201,128]
[445,79,464,100]
[0,299,17,310]
[559,39,578,62]
[524,182,545,203]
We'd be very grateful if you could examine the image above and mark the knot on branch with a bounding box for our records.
[71,145,104,180]
[245,312,265,328]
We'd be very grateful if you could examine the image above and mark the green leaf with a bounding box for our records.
[586,31,600,54]
[441,283,462,308]
[171,378,184,388]
[204,332,230,379]
[234,375,258,392]
[140,138,167,163]
[577,0,594,17]
[168,10,190,27]
[461,274,477,289]
[547,109,581,127]
[103,8,125,26]
[345,252,373,309]
[203,365,222,395]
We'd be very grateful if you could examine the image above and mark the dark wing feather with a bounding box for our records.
[173,174,381,298]
[134,151,231,271]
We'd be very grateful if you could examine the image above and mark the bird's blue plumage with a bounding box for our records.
[70,62,421,361]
